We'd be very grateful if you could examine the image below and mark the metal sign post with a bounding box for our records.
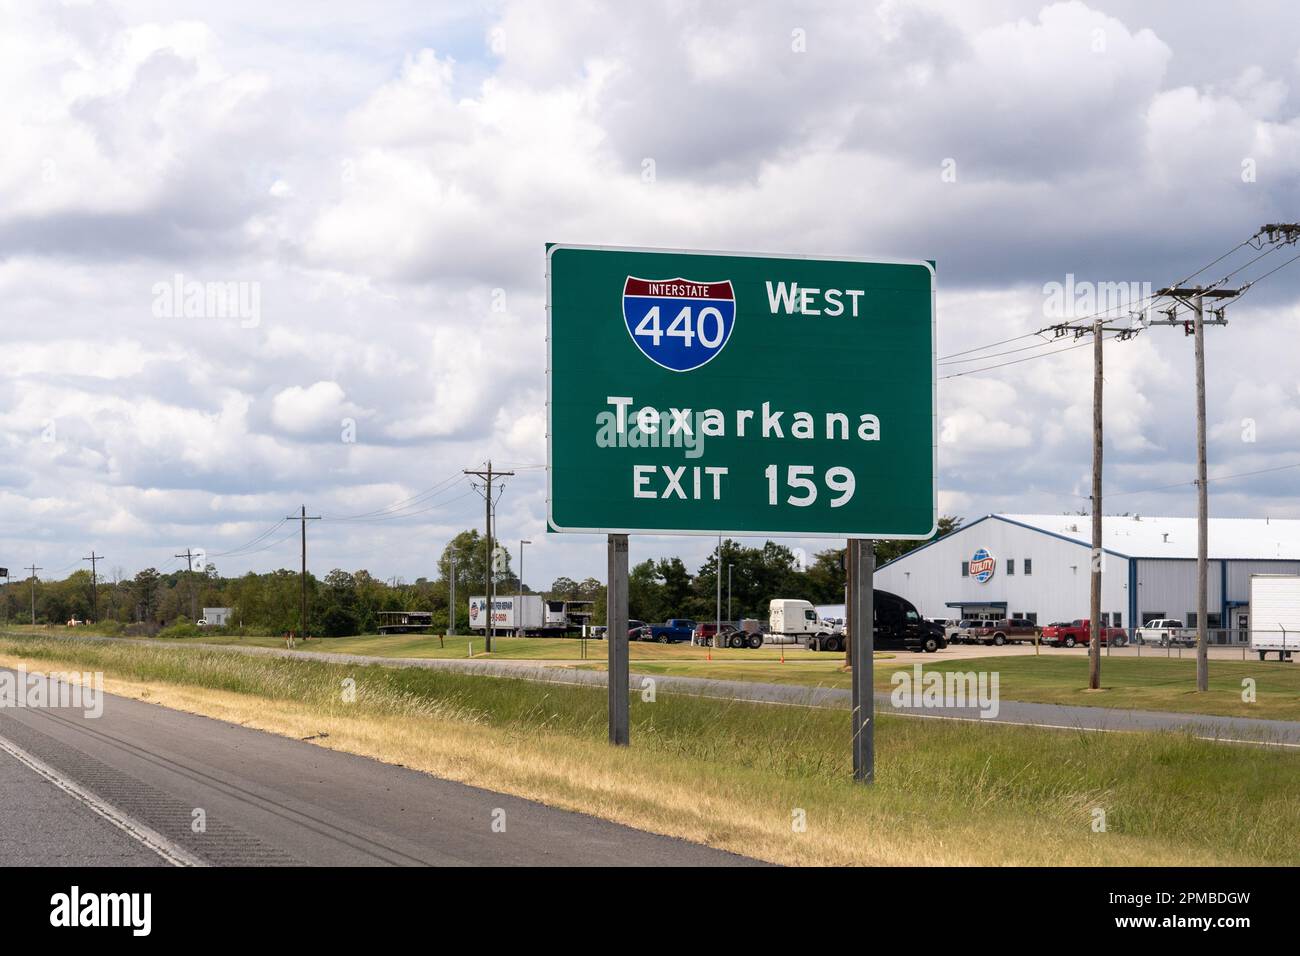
[607,534,629,746]
[849,539,875,783]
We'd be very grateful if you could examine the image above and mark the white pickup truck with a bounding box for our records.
[1136,619,1192,647]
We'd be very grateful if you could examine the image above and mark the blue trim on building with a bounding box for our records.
[1220,560,1228,626]
[990,515,1131,559]
[874,514,996,572]
[1128,559,1138,631]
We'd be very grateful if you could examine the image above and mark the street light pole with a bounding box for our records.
[727,563,733,623]
[715,536,722,641]
[448,548,456,637]
[518,539,531,636]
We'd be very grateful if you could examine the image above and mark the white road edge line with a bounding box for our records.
[0,731,206,867]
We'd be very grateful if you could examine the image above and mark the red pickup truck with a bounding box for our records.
[1040,619,1128,648]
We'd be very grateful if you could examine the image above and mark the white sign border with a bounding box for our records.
[545,242,938,540]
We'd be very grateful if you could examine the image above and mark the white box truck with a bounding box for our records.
[1249,574,1300,661]
[468,595,594,636]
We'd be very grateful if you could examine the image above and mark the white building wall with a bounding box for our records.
[1133,559,1219,624]
[873,516,1131,625]
[1225,560,1300,603]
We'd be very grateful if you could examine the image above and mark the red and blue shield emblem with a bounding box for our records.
[623,276,736,372]
[969,548,996,583]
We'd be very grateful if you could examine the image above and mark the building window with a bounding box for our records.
[1006,559,1015,575]
[1111,612,1123,628]
[1015,611,1038,624]
[961,561,969,577]
[1023,559,1033,575]
[1143,612,1166,625]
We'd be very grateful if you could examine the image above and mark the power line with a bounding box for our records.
[935,235,1261,367]
[209,519,288,557]
[1092,461,1300,499]
[324,472,463,520]
[938,333,1118,379]
[937,334,1057,366]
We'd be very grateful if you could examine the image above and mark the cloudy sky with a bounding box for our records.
[4,0,1300,586]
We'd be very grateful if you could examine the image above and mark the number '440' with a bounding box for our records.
[634,305,726,349]
[765,465,855,507]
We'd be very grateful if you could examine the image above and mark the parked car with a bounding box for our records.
[1041,619,1127,648]
[944,620,965,643]
[967,617,1039,646]
[642,619,697,643]
[627,619,647,640]
[1135,618,1191,647]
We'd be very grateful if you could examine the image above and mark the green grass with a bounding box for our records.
[21,625,1300,721]
[578,654,1300,722]
[0,631,1297,865]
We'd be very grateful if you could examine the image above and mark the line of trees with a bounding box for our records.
[1,518,960,636]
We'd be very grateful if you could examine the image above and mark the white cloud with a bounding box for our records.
[5,0,1300,584]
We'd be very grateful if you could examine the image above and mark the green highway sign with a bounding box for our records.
[547,244,936,538]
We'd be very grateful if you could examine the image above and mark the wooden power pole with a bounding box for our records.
[1042,319,1140,689]
[26,564,42,625]
[284,506,320,637]
[1150,286,1239,691]
[174,547,198,622]
[464,461,513,652]
[82,552,103,623]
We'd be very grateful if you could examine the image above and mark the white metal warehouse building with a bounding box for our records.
[873,514,1300,642]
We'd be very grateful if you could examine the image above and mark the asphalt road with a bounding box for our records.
[0,669,756,867]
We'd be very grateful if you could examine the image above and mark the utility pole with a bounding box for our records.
[27,565,41,625]
[1042,319,1140,689]
[1089,318,1104,690]
[465,461,513,652]
[82,552,103,623]
[174,547,198,622]
[1150,286,1239,691]
[283,506,321,638]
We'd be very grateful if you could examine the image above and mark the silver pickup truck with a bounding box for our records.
[1135,619,1194,647]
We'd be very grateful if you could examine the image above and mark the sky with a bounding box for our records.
[3,0,1300,587]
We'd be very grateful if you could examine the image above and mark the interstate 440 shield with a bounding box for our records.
[547,244,936,539]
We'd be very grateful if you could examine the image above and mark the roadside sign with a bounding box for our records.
[547,244,936,538]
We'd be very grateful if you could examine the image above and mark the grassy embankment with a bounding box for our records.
[17,626,1298,721]
[0,632,1296,866]
[18,625,1298,721]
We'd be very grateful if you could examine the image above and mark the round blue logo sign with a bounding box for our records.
[969,548,996,583]
[623,276,736,372]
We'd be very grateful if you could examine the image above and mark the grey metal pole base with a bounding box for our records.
[850,538,875,783]
[607,534,630,746]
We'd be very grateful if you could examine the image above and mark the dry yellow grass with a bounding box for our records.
[0,648,1261,866]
